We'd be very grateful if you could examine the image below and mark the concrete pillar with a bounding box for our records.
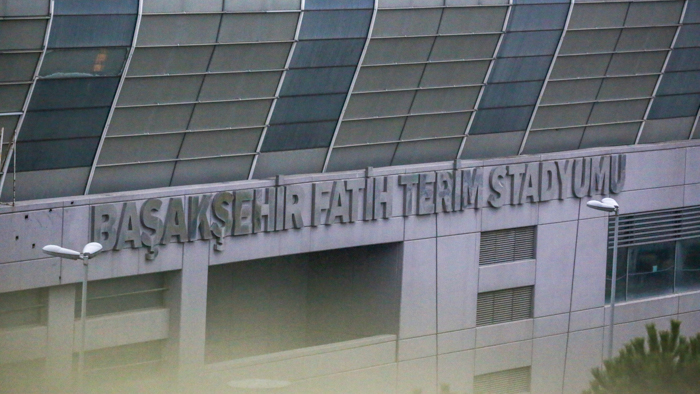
[46,284,76,390]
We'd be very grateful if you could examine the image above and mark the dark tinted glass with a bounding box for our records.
[665,48,700,72]
[299,10,372,39]
[280,67,355,96]
[13,137,99,171]
[498,31,561,57]
[41,48,128,78]
[675,24,700,48]
[648,94,700,119]
[626,242,675,301]
[656,71,700,95]
[290,39,365,68]
[470,106,534,134]
[489,56,552,83]
[677,238,700,292]
[54,0,138,15]
[479,81,544,108]
[261,121,337,151]
[48,15,136,48]
[19,107,110,141]
[683,1,700,24]
[305,0,374,9]
[270,94,346,124]
[507,4,568,31]
[28,77,120,110]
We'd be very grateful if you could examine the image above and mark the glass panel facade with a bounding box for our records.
[40,48,128,78]
[48,15,137,48]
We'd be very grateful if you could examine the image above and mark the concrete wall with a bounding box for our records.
[0,141,699,393]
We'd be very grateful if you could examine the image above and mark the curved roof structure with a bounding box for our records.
[0,0,698,201]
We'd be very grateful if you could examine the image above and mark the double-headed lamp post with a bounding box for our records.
[42,242,103,386]
[586,197,619,360]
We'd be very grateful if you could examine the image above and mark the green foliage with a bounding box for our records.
[582,320,700,394]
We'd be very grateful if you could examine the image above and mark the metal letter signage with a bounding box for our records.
[91,154,627,258]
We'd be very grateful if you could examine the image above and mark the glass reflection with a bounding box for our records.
[40,48,128,78]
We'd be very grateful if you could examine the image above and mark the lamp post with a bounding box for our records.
[586,197,619,359]
[42,242,103,388]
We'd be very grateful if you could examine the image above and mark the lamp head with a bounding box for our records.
[42,245,81,260]
[586,198,619,213]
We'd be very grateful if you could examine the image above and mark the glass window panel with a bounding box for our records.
[460,131,525,159]
[97,134,183,165]
[5,167,89,201]
[616,27,676,52]
[0,84,29,112]
[639,117,695,143]
[280,67,355,96]
[223,0,300,12]
[605,247,628,304]
[290,39,365,68]
[549,54,611,79]
[489,56,552,83]
[128,46,214,76]
[579,122,640,148]
[270,94,346,124]
[335,117,405,145]
[199,72,281,101]
[326,144,396,172]
[209,43,291,73]
[677,238,700,292]
[108,105,194,136]
[372,9,441,38]
[189,100,271,130]
[305,0,373,9]
[625,1,683,28]
[218,13,298,43]
[675,24,700,48]
[90,162,175,193]
[48,15,136,48]
[41,48,128,78]
[469,106,534,134]
[363,37,434,65]
[0,115,19,137]
[118,75,203,106]
[253,148,326,178]
[171,155,253,186]
[479,81,543,108]
[439,7,507,35]
[648,94,700,119]
[29,77,119,111]
[137,15,220,46]
[657,71,700,95]
[392,138,461,166]
[626,242,676,301]
[401,112,471,139]
[0,20,47,50]
[685,1,700,24]
[178,128,262,158]
[666,48,700,72]
[431,35,501,61]
[343,91,415,119]
[355,64,424,92]
[588,99,648,124]
[520,127,584,154]
[411,86,480,114]
[0,0,49,17]
[20,107,110,141]
[568,3,628,29]
[559,29,621,55]
[597,75,657,100]
[145,0,223,13]
[54,0,138,15]
[531,103,593,129]
[540,79,602,105]
[0,53,40,82]
[421,61,490,88]
[261,121,336,151]
[14,137,99,171]
[299,10,372,40]
[607,52,668,76]
[498,31,561,57]
[507,4,568,32]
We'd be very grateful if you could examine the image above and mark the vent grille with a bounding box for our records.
[476,286,533,327]
[608,206,700,249]
[474,366,531,394]
[480,227,536,265]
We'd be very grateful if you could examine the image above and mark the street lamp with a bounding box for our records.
[586,197,619,359]
[42,242,103,387]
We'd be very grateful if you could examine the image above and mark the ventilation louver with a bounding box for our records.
[474,366,531,394]
[476,286,533,327]
[480,226,536,265]
[608,206,700,249]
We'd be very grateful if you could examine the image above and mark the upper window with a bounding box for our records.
[479,226,536,265]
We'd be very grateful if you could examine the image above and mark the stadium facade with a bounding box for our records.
[1,0,700,393]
